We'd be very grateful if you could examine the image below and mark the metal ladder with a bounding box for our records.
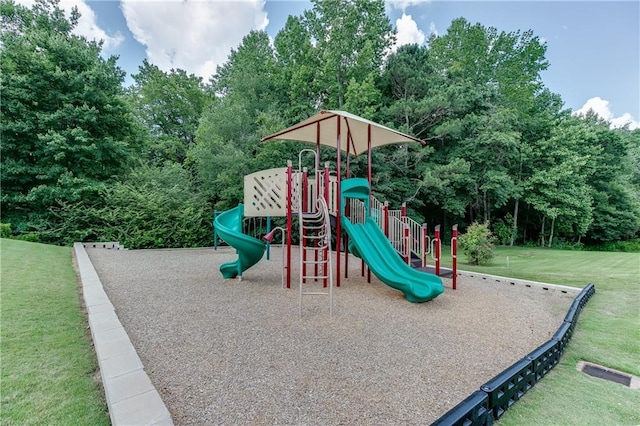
[298,197,334,317]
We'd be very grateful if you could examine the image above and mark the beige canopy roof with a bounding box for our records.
[260,110,425,156]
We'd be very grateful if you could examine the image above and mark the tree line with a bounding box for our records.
[2,0,639,249]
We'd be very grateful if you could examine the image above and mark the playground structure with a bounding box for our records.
[213,110,458,303]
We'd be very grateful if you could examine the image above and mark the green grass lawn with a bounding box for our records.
[439,246,640,425]
[0,239,109,425]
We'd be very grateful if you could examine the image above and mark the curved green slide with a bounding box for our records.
[214,204,266,279]
[341,178,443,302]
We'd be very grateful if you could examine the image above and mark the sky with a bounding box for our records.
[17,0,640,129]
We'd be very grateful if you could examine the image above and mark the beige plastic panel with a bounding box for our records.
[243,168,288,217]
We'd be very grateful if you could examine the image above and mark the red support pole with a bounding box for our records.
[366,124,373,283]
[452,224,458,290]
[422,224,428,268]
[404,222,410,265]
[383,202,389,237]
[435,225,441,277]
[323,163,329,206]
[302,168,308,213]
[302,168,307,283]
[335,117,341,287]
[286,161,293,288]
[401,203,409,264]
[344,136,349,280]
[323,163,329,288]
[367,124,372,190]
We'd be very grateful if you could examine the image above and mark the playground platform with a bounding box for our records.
[85,245,575,425]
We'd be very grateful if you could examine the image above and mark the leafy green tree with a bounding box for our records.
[273,15,321,124]
[525,116,594,246]
[51,163,212,248]
[420,157,473,218]
[212,30,277,114]
[379,44,448,140]
[578,115,640,242]
[303,0,393,109]
[192,30,295,210]
[99,164,211,248]
[378,18,556,238]
[427,18,548,110]
[343,74,381,120]
[1,0,135,239]
[507,88,565,245]
[127,61,210,164]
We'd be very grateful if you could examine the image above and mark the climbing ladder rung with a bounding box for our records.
[302,245,328,251]
[298,196,333,317]
[302,234,326,240]
[301,259,327,265]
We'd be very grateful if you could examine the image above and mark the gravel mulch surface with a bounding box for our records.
[86,246,574,425]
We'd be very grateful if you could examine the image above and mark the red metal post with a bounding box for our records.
[335,117,341,287]
[422,224,428,268]
[323,162,329,287]
[286,161,293,288]
[383,202,389,237]
[302,167,307,283]
[435,225,441,277]
[404,222,410,265]
[452,224,458,290]
[401,203,409,264]
[367,124,372,191]
[344,136,349,280]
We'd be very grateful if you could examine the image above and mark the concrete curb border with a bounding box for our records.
[74,243,173,426]
[457,269,582,295]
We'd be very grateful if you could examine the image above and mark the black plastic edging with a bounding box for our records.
[553,321,573,353]
[526,339,561,383]
[431,390,493,426]
[430,283,596,426]
[563,299,580,325]
[481,358,535,420]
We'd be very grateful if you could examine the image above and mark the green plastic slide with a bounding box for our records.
[214,204,266,279]
[340,177,443,302]
[342,217,443,302]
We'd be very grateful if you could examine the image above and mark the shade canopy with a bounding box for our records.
[260,110,425,156]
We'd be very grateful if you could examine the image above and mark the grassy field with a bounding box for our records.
[439,246,640,425]
[0,239,109,425]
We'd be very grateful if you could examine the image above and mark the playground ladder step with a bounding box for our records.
[301,259,328,265]
[298,198,334,317]
[302,274,329,279]
[302,245,329,252]
[302,234,327,241]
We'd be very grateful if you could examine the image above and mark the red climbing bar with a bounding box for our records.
[422,224,428,268]
[435,225,441,277]
[452,224,458,290]
[286,161,293,288]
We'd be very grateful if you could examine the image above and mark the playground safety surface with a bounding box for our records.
[86,246,575,425]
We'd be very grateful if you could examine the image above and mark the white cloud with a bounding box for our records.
[16,0,124,50]
[573,97,639,130]
[69,0,124,50]
[394,13,425,49]
[388,0,431,12]
[121,0,268,80]
[429,21,438,37]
